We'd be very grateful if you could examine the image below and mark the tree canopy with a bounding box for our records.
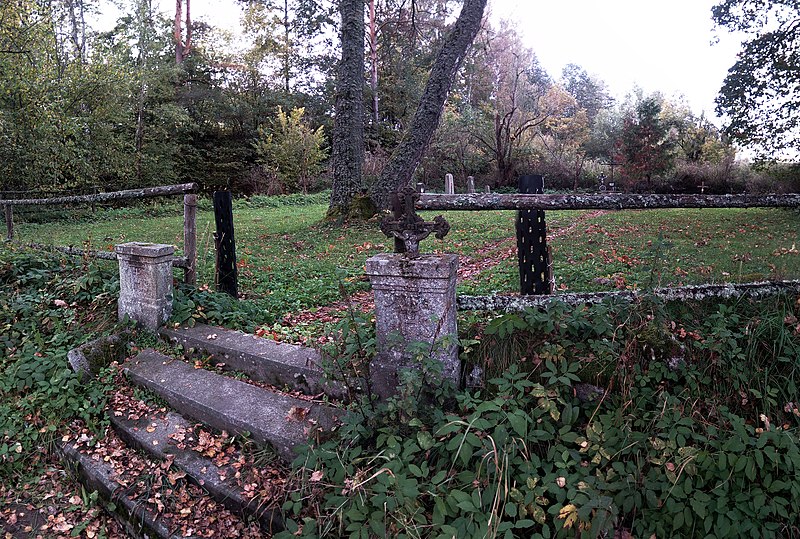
[1,0,782,203]
[713,0,800,155]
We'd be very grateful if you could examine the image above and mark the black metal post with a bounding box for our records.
[516,174,550,295]
[213,191,238,298]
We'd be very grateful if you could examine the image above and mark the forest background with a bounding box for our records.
[1,0,799,204]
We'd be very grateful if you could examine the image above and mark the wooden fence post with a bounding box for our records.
[183,194,197,285]
[213,191,238,298]
[4,204,12,241]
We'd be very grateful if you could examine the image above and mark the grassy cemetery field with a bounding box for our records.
[14,195,800,317]
[2,195,800,537]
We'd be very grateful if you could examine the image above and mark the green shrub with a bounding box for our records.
[255,106,328,194]
[279,295,800,538]
[0,248,119,480]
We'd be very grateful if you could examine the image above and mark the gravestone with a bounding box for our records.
[416,182,425,193]
[116,242,174,330]
[516,174,551,295]
[445,173,455,194]
[372,185,456,398]
[366,254,459,399]
[467,176,475,194]
[485,185,491,193]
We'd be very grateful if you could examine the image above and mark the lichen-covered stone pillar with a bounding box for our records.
[366,253,459,399]
[116,242,174,330]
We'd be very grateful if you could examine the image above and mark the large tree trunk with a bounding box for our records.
[174,0,191,64]
[327,0,369,220]
[369,0,379,125]
[368,0,487,209]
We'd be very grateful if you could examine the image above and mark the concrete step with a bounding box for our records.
[124,349,339,462]
[111,409,283,533]
[161,323,346,399]
[60,442,193,539]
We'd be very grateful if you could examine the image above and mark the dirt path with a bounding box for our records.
[282,210,608,327]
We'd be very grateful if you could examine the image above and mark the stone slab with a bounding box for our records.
[124,350,338,462]
[67,332,131,377]
[365,253,458,282]
[160,324,345,399]
[59,443,189,539]
[115,242,176,258]
[111,409,282,532]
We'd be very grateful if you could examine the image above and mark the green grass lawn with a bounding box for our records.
[14,198,800,319]
[462,207,800,294]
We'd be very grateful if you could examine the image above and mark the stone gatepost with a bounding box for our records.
[365,253,459,399]
[116,242,174,330]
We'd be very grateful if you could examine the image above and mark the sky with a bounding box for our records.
[98,0,746,125]
[488,0,744,123]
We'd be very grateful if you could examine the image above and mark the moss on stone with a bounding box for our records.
[326,194,378,222]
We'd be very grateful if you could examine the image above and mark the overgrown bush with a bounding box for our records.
[0,248,120,480]
[255,107,328,195]
[171,283,271,331]
[750,162,800,194]
[670,157,747,194]
[280,295,800,538]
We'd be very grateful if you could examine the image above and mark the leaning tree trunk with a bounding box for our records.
[327,0,370,220]
[369,0,488,210]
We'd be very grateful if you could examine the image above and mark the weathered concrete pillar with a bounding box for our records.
[116,242,174,330]
[467,176,475,194]
[445,173,455,194]
[366,253,459,399]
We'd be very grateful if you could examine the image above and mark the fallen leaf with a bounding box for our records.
[558,504,578,528]
[286,406,309,422]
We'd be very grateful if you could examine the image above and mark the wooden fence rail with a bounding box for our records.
[416,191,800,306]
[2,183,197,207]
[26,243,191,269]
[458,281,800,312]
[417,193,800,211]
[2,183,198,284]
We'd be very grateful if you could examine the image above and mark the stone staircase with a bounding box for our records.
[61,323,345,539]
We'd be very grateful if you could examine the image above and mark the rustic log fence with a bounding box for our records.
[416,192,800,309]
[1,183,198,284]
[417,193,800,211]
